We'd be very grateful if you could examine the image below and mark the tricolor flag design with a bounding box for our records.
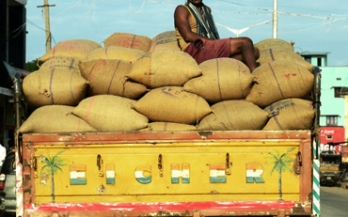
[106,164,115,184]
[70,164,87,185]
[210,164,226,183]
[246,162,264,183]
[171,163,190,184]
[135,164,152,184]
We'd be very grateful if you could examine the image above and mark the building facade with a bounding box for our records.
[302,52,348,153]
[0,0,27,148]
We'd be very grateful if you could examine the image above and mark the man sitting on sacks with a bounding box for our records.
[174,0,260,72]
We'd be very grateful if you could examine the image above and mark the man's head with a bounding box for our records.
[186,0,203,6]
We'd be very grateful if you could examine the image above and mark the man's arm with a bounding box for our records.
[174,5,207,43]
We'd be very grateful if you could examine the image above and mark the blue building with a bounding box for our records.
[302,52,348,152]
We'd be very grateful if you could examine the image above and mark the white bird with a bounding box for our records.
[216,20,271,37]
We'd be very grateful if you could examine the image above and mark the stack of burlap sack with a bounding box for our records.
[19,31,316,133]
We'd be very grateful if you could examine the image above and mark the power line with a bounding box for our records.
[217,0,348,21]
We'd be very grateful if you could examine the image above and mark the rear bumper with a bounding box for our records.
[24,201,313,217]
[320,173,341,186]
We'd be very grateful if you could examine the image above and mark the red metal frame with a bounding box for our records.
[25,201,309,216]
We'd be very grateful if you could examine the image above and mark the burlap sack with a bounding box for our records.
[22,68,88,108]
[263,98,315,130]
[257,49,314,72]
[246,61,314,108]
[255,38,294,52]
[83,46,144,64]
[197,100,269,130]
[39,57,81,75]
[73,95,148,131]
[18,105,96,133]
[184,58,253,103]
[150,31,181,52]
[141,122,197,131]
[104,32,152,53]
[39,39,101,62]
[128,50,201,88]
[79,59,148,99]
[133,86,212,124]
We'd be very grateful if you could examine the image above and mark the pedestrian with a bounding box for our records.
[174,0,260,72]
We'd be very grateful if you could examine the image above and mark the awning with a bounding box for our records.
[0,87,13,97]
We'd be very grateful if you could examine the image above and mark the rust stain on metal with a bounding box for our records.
[198,131,213,139]
[148,210,189,216]
[292,203,307,214]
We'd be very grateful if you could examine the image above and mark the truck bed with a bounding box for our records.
[20,130,313,217]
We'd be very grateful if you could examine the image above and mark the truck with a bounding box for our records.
[319,152,342,186]
[5,59,322,217]
[319,142,348,187]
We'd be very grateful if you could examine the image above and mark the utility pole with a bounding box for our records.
[37,0,55,52]
[272,0,278,38]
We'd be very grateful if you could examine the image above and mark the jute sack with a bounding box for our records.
[18,105,96,133]
[246,61,314,108]
[150,31,181,52]
[255,38,294,52]
[133,86,212,124]
[128,50,201,88]
[83,46,144,64]
[263,98,315,130]
[257,49,314,72]
[39,39,101,62]
[141,122,197,131]
[39,57,81,75]
[79,59,148,99]
[73,95,149,131]
[104,32,152,53]
[184,58,253,103]
[22,68,88,108]
[197,100,269,130]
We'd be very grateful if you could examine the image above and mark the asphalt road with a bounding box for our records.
[320,186,348,217]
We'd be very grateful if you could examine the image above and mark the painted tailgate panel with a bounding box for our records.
[21,131,313,216]
[33,141,300,203]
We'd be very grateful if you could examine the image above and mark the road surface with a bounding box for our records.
[321,186,348,217]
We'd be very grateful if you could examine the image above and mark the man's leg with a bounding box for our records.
[229,37,259,72]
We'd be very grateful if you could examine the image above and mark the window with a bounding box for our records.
[304,56,311,63]
[326,115,338,126]
[317,58,322,66]
[334,87,343,98]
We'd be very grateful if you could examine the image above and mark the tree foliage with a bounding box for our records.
[25,59,39,72]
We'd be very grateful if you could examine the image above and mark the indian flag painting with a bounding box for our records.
[171,163,190,184]
[246,162,264,183]
[135,164,152,184]
[106,164,115,184]
[210,164,226,183]
[70,164,87,185]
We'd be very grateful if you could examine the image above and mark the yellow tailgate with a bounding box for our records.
[33,141,300,203]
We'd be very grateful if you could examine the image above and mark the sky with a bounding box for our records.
[25,0,348,66]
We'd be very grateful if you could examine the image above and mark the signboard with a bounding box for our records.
[320,126,345,153]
